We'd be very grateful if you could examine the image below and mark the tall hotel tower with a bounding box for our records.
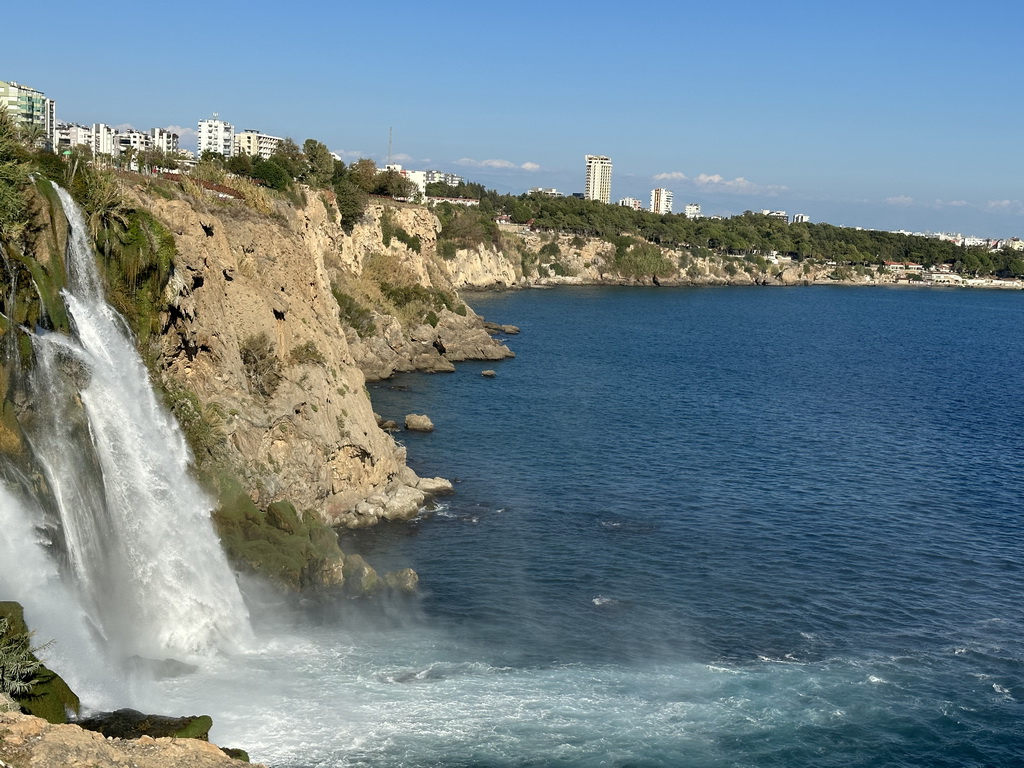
[584,155,613,204]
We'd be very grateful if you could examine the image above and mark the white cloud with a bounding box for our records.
[985,199,1024,215]
[694,173,787,196]
[885,195,915,206]
[164,125,197,150]
[455,157,540,171]
[653,171,688,181]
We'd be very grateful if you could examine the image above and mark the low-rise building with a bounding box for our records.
[234,129,282,159]
[425,170,464,187]
[55,122,93,152]
[618,197,643,210]
[684,203,701,219]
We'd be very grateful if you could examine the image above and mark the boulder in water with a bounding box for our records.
[76,708,213,740]
[405,413,434,432]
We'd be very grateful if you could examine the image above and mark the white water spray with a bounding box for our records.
[1,185,251,670]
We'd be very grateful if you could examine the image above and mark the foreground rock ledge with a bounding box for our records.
[0,710,266,768]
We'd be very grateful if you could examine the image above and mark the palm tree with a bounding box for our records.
[16,122,46,150]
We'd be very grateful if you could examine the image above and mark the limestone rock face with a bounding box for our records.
[441,243,519,289]
[0,711,265,768]
[132,190,430,525]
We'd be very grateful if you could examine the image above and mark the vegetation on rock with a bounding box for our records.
[212,481,347,590]
[0,602,79,724]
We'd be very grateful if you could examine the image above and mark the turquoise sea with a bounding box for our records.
[161,285,1024,766]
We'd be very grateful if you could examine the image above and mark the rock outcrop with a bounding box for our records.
[0,710,265,768]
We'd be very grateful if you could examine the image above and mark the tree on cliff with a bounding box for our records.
[302,139,335,188]
[270,138,306,179]
[0,108,30,245]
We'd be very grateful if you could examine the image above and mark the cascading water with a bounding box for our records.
[0,184,251,685]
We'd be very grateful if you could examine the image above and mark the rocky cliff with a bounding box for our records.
[428,223,835,290]
[132,187,511,529]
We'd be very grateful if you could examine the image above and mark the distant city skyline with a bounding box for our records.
[6,0,1022,238]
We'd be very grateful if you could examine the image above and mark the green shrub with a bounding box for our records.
[289,340,325,366]
[240,333,281,398]
[332,288,377,337]
[438,240,458,261]
[539,241,561,259]
[0,615,43,697]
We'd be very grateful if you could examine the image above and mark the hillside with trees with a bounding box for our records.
[426,182,1024,279]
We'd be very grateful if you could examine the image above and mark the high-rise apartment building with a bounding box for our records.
[197,114,234,157]
[584,155,612,204]
[0,81,56,150]
[650,188,673,215]
[91,124,119,157]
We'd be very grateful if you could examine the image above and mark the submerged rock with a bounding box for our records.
[126,656,199,679]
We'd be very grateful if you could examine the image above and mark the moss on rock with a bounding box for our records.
[212,479,347,590]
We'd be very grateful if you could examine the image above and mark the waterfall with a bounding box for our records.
[0,184,251,676]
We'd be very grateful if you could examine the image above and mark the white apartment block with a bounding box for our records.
[684,203,702,219]
[234,129,282,159]
[618,197,643,210]
[424,169,464,186]
[118,129,152,154]
[585,155,612,204]
[55,123,93,152]
[0,80,56,150]
[384,164,427,198]
[791,213,810,224]
[650,188,673,215]
[529,187,560,197]
[150,127,179,154]
[761,209,788,222]
[197,114,234,157]
[91,123,119,157]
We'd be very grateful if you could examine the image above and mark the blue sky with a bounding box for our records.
[7,0,1023,237]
